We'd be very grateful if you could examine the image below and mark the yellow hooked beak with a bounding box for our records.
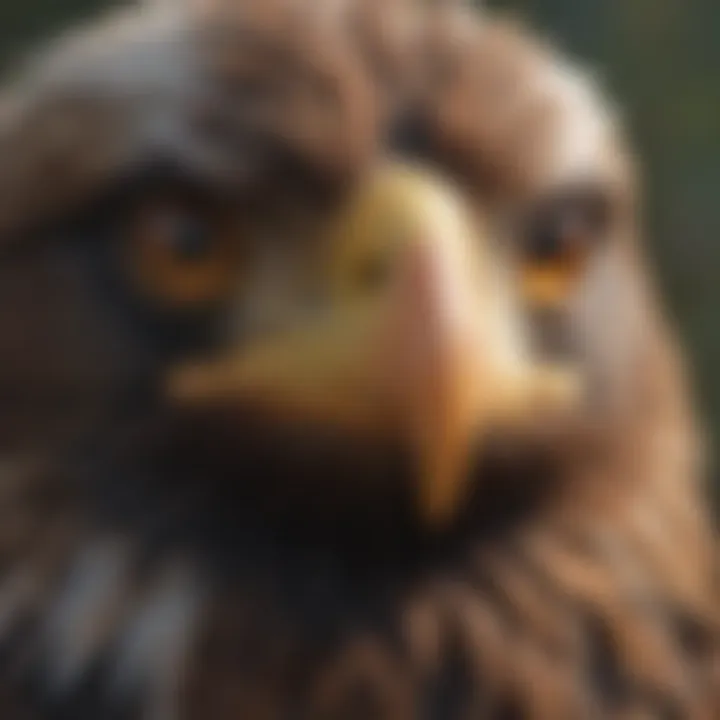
[169,164,579,526]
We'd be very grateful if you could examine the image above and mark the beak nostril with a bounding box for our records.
[354,253,395,294]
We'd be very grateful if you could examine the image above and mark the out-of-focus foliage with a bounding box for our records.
[0,0,123,69]
[1,0,719,489]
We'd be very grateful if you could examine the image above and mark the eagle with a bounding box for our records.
[0,0,716,718]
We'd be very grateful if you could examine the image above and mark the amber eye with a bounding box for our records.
[521,186,612,306]
[122,198,241,308]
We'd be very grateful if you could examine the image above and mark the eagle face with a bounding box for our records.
[0,0,639,522]
[0,2,715,719]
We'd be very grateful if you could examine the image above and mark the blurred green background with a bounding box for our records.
[0,0,718,491]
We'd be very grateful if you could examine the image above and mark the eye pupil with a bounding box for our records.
[526,190,610,263]
[165,216,212,261]
[530,223,563,262]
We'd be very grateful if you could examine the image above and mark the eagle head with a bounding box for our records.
[0,1,715,718]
